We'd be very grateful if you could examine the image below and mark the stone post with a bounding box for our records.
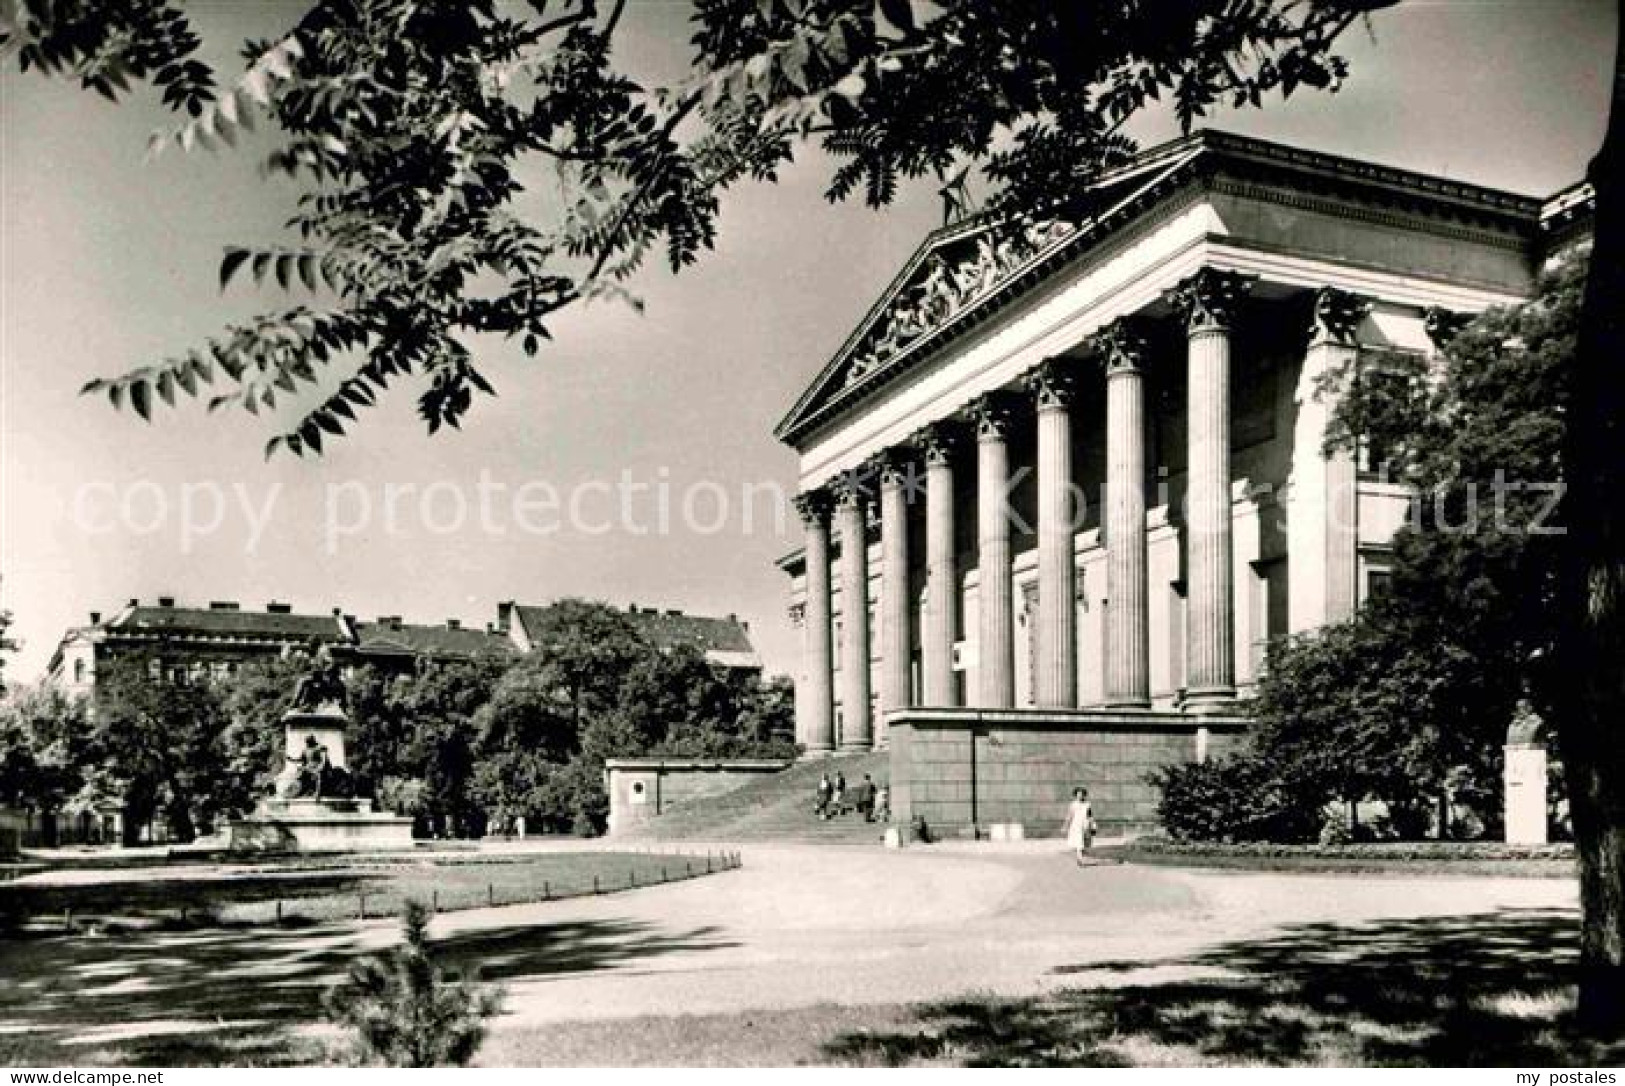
[833,473,873,751]
[874,450,914,747]
[794,490,835,753]
[969,392,1018,708]
[1022,359,1079,708]
[1166,268,1254,713]
[915,421,961,707]
[1095,317,1153,707]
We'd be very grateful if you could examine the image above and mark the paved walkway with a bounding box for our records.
[428,842,1578,1030]
[1,841,1580,1064]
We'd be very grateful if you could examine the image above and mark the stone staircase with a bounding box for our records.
[625,751,893,845]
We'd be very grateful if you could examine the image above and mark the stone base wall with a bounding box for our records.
[605,759,793,836]
[886,708,1250,838]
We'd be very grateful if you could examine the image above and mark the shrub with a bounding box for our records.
[1150,756,1323,844]
[324,900,503,1067]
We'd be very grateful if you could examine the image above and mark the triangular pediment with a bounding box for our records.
[774,140,1207,444]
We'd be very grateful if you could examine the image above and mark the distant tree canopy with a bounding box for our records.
[2,0,1389,455]
[12,599,790,841]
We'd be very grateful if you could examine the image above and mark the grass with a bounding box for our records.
[0,865,741,1067]
[0,850,739,929]
[1103,841,1575,878]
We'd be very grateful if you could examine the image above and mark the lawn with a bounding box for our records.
[0,850,739,929]
[1101,840,1576,878]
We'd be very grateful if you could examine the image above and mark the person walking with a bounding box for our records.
[816,772,832,820]
[1064,786,1096,865]
[832,772,847,816]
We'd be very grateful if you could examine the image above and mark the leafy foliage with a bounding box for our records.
[0,685,87,836]
[324,899,502,1067]
[84,654,232,844]
[4,0,1389,453]
[1150,755,1323,844]
[0,579,14,696]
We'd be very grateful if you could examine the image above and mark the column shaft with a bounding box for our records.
[919,426,959,707]
[1289,289,1367,631]
[835,492,872,749]
[797,496,835,752]
[1167,269,1254,713]
[878,461,912,745]
[1186,325,1234,706]
[1024,361,1078,709]
[973,397,1016,708]
[1102,322,1151,707]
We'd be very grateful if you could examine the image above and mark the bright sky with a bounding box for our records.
[0,0,1615,683]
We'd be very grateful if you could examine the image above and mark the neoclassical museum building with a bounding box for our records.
[775,130,1591,837]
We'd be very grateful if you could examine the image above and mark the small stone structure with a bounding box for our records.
[1503,702,1549,845]
[605,758,793,836]
[229,649,413,853]
[886,707,1249,838]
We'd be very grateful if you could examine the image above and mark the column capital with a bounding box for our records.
[1309,287,1370,347]
[1022,357,1078,411]
[966,390,1021,442]
[829,468,873,511]
[1092,316,1155,376]
[867,447,916,488]
[912,419,963,467]
[1424,306,1470,350]
[1165,268,1257,335]
[793,488,832,527]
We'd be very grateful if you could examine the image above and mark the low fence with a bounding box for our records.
[7,848,745,933]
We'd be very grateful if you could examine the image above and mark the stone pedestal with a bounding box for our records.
[1503,743,1549,845]
[230,704,414,853]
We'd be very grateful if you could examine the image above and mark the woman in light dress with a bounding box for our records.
[1064,787,1096,865]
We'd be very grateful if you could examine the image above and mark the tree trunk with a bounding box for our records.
[1555,1,1625,1032]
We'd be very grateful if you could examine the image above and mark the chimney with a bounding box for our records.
[209,601,240,611]
[375,615,402,629]
[157,596,176,608]
[446,619,461,630]
[267,601,292,614]
[128,598,139,607]
[496,601,514,634]
[89,611,101,625]
[666,609,681,617]
[331,607,343,616]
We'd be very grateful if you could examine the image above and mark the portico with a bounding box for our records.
[777,131,1563,835]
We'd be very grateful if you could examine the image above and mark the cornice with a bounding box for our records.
[777,129,1556,449]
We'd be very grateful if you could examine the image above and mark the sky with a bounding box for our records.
[0,0,1616,683]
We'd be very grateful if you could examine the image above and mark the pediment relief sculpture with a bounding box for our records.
[842,218,1079,390]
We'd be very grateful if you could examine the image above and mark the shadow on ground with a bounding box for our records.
[0,915,733,1066]
[822,908,1624,1067]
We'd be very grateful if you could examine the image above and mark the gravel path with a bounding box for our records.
[430,842,1579,1032]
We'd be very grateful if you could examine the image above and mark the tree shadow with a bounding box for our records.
[823,908,1625,1067]
[0,915,733,1066]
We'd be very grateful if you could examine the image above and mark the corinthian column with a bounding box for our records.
[794,490,835,752]
[1094,318,1153,707]
[1292,288,1369,630]
[914,421,960,707]
[874,450,914,744]
[1166,268,1254,713]
[1022,359,1078,708]
[832,473,873,750]
[969,392,1018,708]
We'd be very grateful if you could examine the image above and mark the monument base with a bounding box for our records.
[228,799,416,853]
